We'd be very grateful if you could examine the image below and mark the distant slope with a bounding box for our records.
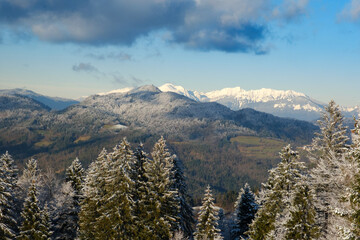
[0,88,79,110]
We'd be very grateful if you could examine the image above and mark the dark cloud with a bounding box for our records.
[0,0,191,45]
[0,0,310,53]
[72,63,98,72]
[171,23,268,53]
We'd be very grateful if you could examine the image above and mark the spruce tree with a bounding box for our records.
[309,101,353,239]
[248,145,305,240]
[53,158,84,240]
[349,117,360,238]
[285,182,319,240]
[0,151,18,239]
[17,179,50,240]
[143,136,180,239]
[65,157,84,201]
[231,183,258,240]
[132,143,153,238]
[96,138,136,239]
[78,148,110,240]
[40,204,52,240]
[310,100,348,158]
[172,156,195,239]
[194,185,222,240]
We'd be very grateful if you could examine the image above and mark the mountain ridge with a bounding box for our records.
[0,88,79,110]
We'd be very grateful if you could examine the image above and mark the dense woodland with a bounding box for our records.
[1,100,360,239]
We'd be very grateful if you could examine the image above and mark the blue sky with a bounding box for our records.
[0,0,360,106]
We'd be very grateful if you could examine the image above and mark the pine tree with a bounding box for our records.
[143,136,180,239]
[96,138,136,239]
[53,158,84,240]
[231,183,258,240]
[285,181,319,240]
[0,151,18,239]
[194,185,222,240]
[17,179,50,240]
[78,148,110,240]
[248,145,305,240]
[172,155,195,239]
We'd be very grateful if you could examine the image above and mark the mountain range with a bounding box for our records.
[0,85,318,197]
[97,83,359,122]
[2,84,359,122]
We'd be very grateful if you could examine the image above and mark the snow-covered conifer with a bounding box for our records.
[172,155,195,239]
[96,138,136,239]
[132,143,153,238]
[310,100,348,158]
[18,158,40,190]
[52,158,84,240]
[0,151,18,239]
[285,183,319,239]
[78,148,110,239]
[349,117,360,238]
[231,183,258,240]
[17,179,50,240]
[309,101,354,239]
[194,185,222,240]
[40,203,52,240]
[65,157,84,199]
[143,136,180,239]
[285,180,319,240]
[248,145,305,240]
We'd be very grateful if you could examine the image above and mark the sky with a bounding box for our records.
[0,0,360,106]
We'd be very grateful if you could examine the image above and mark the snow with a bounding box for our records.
[159,83,306,103]
[110,124,128,130]
[97,87,134,96]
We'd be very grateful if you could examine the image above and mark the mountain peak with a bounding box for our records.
[130,85,161,94]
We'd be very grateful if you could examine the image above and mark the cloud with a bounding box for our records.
[87,52,132,61]
[72,63,98,72]
[272,0,309,22]
[169,0,270,53]
[339,0,360,22]
[0,0,191,45]
[0,0,310,53]
[111,74,146,86]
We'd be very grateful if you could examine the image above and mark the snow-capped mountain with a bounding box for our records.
[158,83,357,122]
[96,83,359,122]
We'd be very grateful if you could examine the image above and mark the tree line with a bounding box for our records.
[1,100,360,239]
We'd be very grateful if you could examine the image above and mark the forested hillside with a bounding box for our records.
[1,100,360,239]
